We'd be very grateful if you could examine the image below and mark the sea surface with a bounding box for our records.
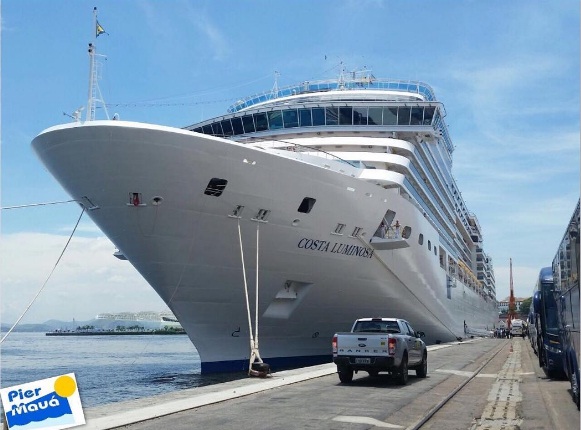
[0,332,246,409]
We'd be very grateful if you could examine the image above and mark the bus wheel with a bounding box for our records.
[571,368,580,409]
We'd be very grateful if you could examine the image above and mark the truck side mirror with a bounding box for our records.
[416,331,425,338]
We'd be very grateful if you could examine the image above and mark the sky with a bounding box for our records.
[1,0,579,324]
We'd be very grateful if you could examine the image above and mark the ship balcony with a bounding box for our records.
[369,236,409,250]
[358,169,406,187]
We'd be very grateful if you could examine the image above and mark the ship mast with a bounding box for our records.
[86,7,109,121]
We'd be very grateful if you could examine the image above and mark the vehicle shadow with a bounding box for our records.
[335,372,427,387]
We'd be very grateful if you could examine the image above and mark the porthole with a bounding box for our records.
[418,234,424,245]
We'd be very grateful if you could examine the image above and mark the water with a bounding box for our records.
[0,332,246,408]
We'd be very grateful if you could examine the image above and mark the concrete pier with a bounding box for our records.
[83,337,579,429]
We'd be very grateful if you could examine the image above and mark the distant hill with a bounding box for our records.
[1,318,175,333]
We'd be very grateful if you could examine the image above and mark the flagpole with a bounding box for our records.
[86,7,98,121]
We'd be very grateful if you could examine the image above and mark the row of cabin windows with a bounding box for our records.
[192,105,437,137]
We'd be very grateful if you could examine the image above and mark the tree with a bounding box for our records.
[520,297,532,317]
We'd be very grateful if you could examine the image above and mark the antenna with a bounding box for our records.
[270,71,280,100]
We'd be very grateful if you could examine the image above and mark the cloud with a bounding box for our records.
[1,232,166,324]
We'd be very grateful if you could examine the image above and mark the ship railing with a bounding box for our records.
[227,78,437,113]
[263,139,359,169]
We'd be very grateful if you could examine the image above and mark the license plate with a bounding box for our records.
[355,358,371,364]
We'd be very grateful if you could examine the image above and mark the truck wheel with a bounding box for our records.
[416,351,428,378]
[396,354,408,385]
[338,366,353,383]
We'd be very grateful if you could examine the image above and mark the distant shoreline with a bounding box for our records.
[46,330,186,336]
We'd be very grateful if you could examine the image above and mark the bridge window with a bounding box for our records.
[242,115,255,133]
[410,107,423,125]
[283,109,299,128]
[326,107,339,125]
[312,108,325,126]
[212,122,224,136]
[195,104,440,137]
[423,107,435,125]
[383,107,397,125]
[268,111,283,129]
[397,107,411,125]
[339,107,353,125]
[221,119,233,136]
[254,113,268,131]
[299,109,312,126]
[231,117,244,135]
[368,107,382,125]
[353,107,368,125]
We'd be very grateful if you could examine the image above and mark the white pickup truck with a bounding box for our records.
[332,317,427,384]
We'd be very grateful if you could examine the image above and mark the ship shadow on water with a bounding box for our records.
[145,371,248,390]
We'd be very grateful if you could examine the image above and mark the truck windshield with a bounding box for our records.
[353,321,401,333]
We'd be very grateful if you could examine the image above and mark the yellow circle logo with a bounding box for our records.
[54,375,77,398]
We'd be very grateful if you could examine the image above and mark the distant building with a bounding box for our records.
[95,310,181,329]
[497,297,528,314]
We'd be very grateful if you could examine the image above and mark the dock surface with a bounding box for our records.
[83,337,579,429]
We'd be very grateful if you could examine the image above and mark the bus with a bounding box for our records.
[530,267,564,378]
[552,200,580,409]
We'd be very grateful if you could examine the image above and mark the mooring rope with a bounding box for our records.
[1,199,78,210]
[0,207,85,344]
[237,218,256,361]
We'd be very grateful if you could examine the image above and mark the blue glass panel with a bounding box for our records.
[353,107,367,125]
[299,109,312,126]
[397,107,411,125]
[312,108,325,126]
[423,107,435,125]
[368,107,382,125]
[268,111,283,129]
[231,117,244,135]
[326,107,338,125]
[202,125,212,134]
[242,115,255,133]
[254,113,268,131]
[221,119,233,136]
[410,107,423,125]
[339,107,353,125]
[383,107,397,125]
[211,122,223,136]
[283,109,299,128]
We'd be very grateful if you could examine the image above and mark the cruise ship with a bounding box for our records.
[32,68,498,373]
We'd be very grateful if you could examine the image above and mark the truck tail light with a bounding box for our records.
[388,337,397,355]
[332,335,338,353]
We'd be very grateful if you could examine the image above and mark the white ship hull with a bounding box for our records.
[33,121,497,372]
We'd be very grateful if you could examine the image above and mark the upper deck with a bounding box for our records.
[227,75,437,113]
[185,73,454,155]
